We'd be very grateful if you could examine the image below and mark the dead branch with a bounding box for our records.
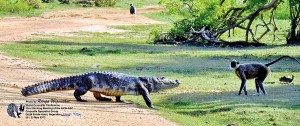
[183,27,225,44]
[183,1,197,17]
[215,0,281,42]
[156,0,281,47]
[254,8,280,42]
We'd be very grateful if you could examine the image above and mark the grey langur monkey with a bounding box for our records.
[231,56,300,96]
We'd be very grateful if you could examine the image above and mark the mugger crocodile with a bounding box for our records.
[21,71,180,108]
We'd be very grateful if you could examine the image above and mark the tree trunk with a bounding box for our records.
[286,0,300,45]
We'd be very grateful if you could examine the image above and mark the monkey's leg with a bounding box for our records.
[237,71,248,96]
[237,72,247,96]
[243,84,248,95]
[237,79,246,96]
[257,80,267,95]
[250,79,261,96]
[255,80,260,93]
[257,73,268,95]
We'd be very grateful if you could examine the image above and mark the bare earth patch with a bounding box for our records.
[0,6,177,126]
[0,6,164,42]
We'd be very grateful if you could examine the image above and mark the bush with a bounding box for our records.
[76,0,117,7]
[76,0,96,7]
[58,0,72,4]
[41,0,55,3]
[95,0,116,7]
[156,0,222,42]
[0,0,32,13]
[24,0,43,9]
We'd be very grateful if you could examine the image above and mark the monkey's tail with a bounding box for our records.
[265,56,300,67]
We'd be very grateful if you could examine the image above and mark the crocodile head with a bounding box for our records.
[139,76,180,92]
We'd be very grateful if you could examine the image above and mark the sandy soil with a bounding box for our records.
[0,6,164,42]
[0,6,178,126]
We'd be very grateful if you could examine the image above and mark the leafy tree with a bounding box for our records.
[286,0,300,44]
[157,0,283,46]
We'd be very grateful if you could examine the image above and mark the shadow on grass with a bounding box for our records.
[22,40,300,57]
[17,40,300,74]
[156,85,300,116]
[22,40,169,54]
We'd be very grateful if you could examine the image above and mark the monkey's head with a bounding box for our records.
[231,59,239,69]
[130,3,133,6]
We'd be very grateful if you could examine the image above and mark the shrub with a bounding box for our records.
[0,0,32,13]
[95,0,116,7]
[58,0,72,4]
[41,0,55,3]
[76,0,96,7]
[24,0,43,9]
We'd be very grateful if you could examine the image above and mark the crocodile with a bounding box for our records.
[21,71,180,108]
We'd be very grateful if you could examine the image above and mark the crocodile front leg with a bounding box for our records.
[137,83,154,108]
[93,92,112,101]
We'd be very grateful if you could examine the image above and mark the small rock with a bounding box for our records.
[91,64,100,68]
[227,124,238,126]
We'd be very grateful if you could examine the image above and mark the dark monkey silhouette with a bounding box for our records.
[231,56,300,96]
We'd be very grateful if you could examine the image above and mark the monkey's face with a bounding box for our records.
[231,59,239,68]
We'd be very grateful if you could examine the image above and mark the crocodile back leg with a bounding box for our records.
[93,92,112,101]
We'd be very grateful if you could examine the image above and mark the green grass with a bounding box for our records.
[0,0,34,17]
[1,24,300,125]
[143,11,185,23]
[0,0,80,17]
[1,1,299,125]
[114,0,160,8]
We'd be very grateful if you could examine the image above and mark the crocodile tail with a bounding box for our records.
[265,56,300,67]
[21,76,79,96]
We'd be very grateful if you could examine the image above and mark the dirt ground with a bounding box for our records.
[0,6,177,126]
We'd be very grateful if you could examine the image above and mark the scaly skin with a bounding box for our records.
[21,71,180,108]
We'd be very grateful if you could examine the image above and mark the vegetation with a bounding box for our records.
[24,0,43,8]
[155,0,299,46]
[286,0,300,44]
[42,0,55,3]
[94,0,116,7]
[0,0,35,16]
[114,0,160,8]
[1,24,300,125]
[0,0,161,17]
[0,0,77,17]
[0,0,299,125]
